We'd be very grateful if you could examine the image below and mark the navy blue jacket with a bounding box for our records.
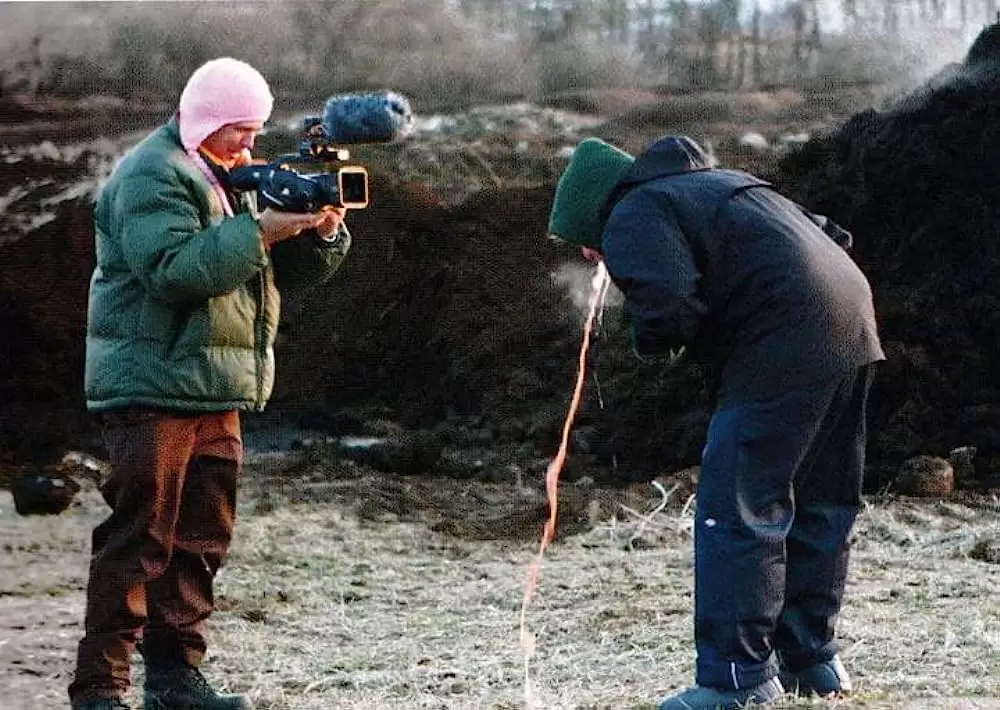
[600,136,884,402]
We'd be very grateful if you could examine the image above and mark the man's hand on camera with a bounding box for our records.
[315,207,347,241]
[256,209,325,248]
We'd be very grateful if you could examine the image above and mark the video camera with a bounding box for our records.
[231,91,414,212]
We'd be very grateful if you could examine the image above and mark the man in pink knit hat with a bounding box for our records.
[69,58,352,710]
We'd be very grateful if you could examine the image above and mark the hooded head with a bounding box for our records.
[178,57,274,152]
[547,138,634,250]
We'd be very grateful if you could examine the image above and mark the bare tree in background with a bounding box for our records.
[1,0,993,104]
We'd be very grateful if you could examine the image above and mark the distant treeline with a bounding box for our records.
[0,0,985,109]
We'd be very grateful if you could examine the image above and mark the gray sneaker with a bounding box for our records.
[143,664,252,710]
[658,677,784,709]
[780,655,852,696]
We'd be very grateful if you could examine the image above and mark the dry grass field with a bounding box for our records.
[3,453,1000,710]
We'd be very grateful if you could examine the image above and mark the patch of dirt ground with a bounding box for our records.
[3,453,1000,710]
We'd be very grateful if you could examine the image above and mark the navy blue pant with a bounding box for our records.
[693,365,873,690]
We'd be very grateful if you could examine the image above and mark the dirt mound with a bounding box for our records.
[261,176,716,484]
[0,96,721,485]
[0,156,713,484]
[0,143,100,464]
[776,22,1000,486]
[9,70,1000,492]
[0,93,172,147]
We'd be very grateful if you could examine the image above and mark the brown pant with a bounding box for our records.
[69,409,242,703]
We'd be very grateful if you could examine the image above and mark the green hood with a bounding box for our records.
[547,137,634,249]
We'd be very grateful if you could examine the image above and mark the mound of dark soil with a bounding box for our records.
[775,22,1000,485]
[12,39,1000,493]
[264,177,714,484]
[0,157,711,485]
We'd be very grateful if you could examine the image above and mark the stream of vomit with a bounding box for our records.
[519,261,611,707]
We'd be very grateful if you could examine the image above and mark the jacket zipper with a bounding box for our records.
[254,267,267,411]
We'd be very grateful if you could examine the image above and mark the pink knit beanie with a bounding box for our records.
[177,58,273,216]
[178,57,274,152]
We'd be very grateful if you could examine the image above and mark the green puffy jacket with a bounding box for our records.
[85,119,350,412]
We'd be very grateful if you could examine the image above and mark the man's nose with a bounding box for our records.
[241,134,256,149]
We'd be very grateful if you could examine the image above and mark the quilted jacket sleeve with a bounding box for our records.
[111,164,267,303]
[270,222,353,293]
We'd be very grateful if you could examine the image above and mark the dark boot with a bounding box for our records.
[143,663,252,710]
[71,699,132,710]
